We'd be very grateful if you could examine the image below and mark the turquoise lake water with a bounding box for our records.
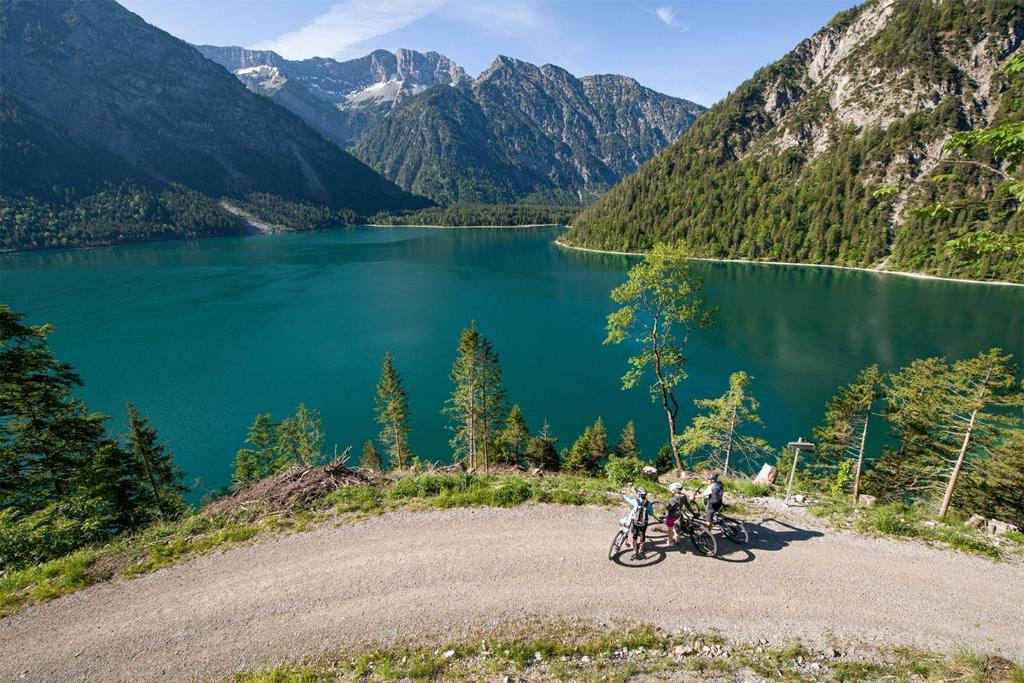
[2,226,1021,500]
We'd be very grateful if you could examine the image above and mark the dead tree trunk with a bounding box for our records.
[852,410,869,502]
[723,406,737,478]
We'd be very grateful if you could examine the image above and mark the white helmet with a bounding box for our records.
[669,482,683,493]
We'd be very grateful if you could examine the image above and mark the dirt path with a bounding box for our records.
[2,505,1021,682]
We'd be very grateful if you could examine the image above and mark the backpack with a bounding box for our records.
[666,495,683,517]
[632,501,649,526]
[708,481,724,506]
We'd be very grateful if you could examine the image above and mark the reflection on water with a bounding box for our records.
[2,226,1021,500]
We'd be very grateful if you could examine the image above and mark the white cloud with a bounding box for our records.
[444,1,540,38]
[256,0,448,59]
[654,6,687,30]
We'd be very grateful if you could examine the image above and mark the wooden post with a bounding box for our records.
[784,447,800,502]
[785,437,815,504]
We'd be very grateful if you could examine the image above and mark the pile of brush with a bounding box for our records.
[204,447,373,516]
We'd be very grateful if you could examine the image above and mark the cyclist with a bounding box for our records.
[622,487,654,558]
[695,472,725,528]
[664,482,688,545]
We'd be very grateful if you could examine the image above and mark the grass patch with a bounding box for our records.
[0,548,99,617]
[231,620,1024,682]
[806,498,1006,560]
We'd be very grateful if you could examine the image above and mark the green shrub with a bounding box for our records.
[492,479,533,507]
[864,504,919,537]
[0,497,114,570]
[726,479,772,498]
[604,456,644,487]
[386,477,421,499]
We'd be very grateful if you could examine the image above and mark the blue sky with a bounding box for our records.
[119,0,861,106]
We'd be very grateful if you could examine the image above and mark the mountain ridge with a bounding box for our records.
[562,0,1024,282]
[0,0,425,250]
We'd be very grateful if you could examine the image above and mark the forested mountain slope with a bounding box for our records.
[353,56,706,205]
[562,0,1024,282]
[0,0,424,250]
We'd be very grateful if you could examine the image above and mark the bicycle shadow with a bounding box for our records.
[609,543,668,568]
[647,517,824,563]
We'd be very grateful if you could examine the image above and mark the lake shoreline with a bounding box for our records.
[366,223,567,229]
[553,239,1024,288]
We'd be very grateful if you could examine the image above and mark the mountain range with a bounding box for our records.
[0,0,423,250]
[563,0,1023,282]
[199,46,706,205]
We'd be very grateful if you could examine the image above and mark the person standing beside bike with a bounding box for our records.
[665,482,688,546]
[695,472,725,528]
[622,487,654,558]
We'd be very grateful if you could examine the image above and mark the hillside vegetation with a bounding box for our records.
[564,0,1024,282]
[0,0,424,251]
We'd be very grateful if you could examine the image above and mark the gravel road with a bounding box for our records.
[1,505,1021,681]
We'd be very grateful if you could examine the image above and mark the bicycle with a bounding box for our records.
[711,509,749,544]
[608,512,631,560]
[671,510,718,556]
[653,500,717,557]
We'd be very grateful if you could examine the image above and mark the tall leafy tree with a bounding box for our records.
[125,402,187,521]
[615,420,640,459]
[374,352,412,469]
[444,322,507,470]
[678,371,770,477]
[500,404,531,466]
[811,365,882,500]
[605,242,715,469]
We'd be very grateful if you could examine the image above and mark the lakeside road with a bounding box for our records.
[1,505,1022,682]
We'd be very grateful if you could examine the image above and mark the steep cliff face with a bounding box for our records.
[564,0,1024,282]
[196,46,469,147]
[0,0,420,212]
[352,56,705,204]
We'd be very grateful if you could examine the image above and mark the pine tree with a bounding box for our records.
[0,305,108,510]
[812,365,882,500]
[615,420,640,459]
[655,443,674,474]
[563,417,609,475]
[605,243,715,470]
[125,402,187,521]
[277,404,324,468]
[524,419,559,471]
[477,335,508,470]
[444,322,507,470]
[955,429,1024,527]
[678,371,770,476]
[360,440,382,472]
[867,349,1021,513]
[374,352,411,469]
[232,413,280,484]
[500,404,530,466]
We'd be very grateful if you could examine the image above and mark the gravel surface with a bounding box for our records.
[1,504,1021,682]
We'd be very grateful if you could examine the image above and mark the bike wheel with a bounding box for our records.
[689,525,718,556]
[609,529,627,560]
[721,518,748,544]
